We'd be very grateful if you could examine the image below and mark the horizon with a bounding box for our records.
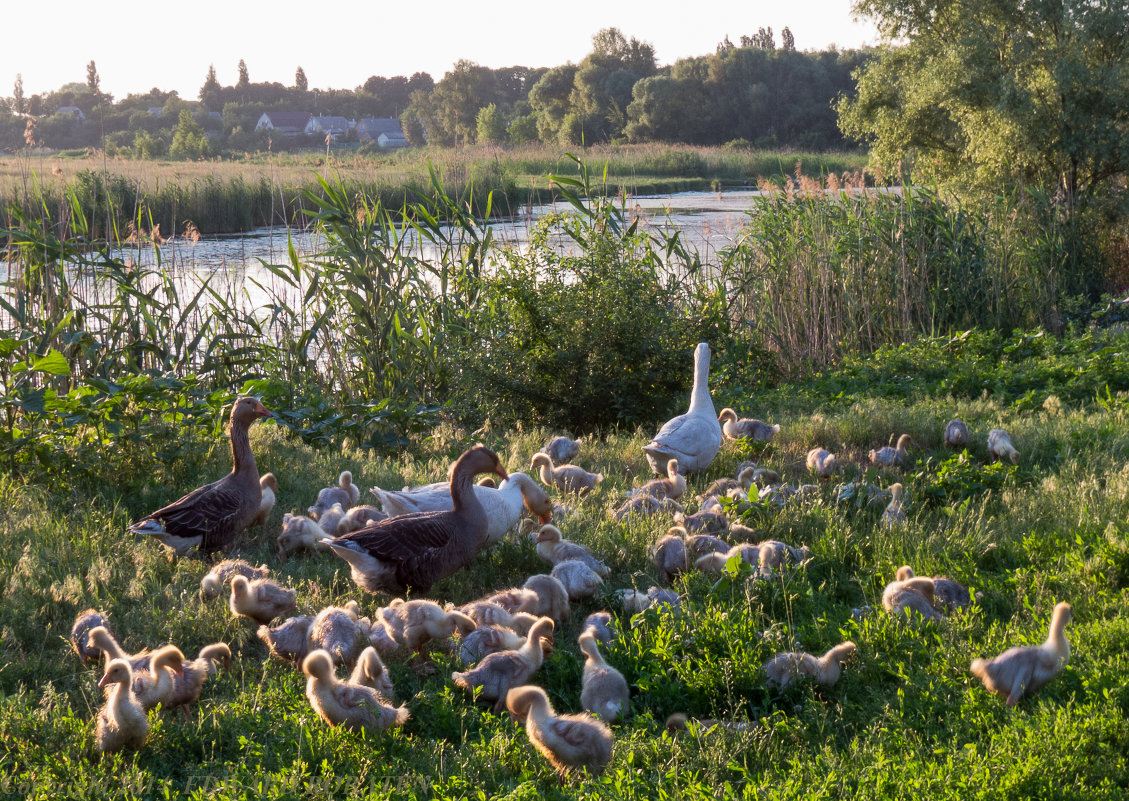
[5,0,880,101]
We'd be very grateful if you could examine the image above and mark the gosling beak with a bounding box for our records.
[97,673,112,689]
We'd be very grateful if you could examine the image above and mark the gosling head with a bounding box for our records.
[200,643,232,671]
[718,408,738,424]
[230,575,251,601]
[86,625,115,654]
[577,629,600,660]
[826,641,858,663]
[152,645,186,676]
[98,658,132,690]
[301,650,335,682]
[522,483,554,524]
[357,646,385,677]
[535,524,564,545]
[1051,602,1073,633]
[505,685,549,721]
[529,616,555,645]
[261,473,278,492]
[895,564,915,581]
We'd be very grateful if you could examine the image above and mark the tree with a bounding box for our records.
[170,109,208,159]
[507,113,538,144]
[400,91,431,146]
[295,66,308,91]
[528,65,578,143]
[200,64,222,111]
[133,129,167,159]
[781,27,795,51]
[741,27,775,50]
[429,60,498,145]
[86,60,101,101]
[12,74,25,114]
[840,0,1129,210]
[569,28,657,142]
[237,59,250,89]
[475,103,507,144]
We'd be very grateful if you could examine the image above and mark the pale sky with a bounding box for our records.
[4,1,881,100]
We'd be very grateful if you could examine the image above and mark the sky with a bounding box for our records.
[3,1,882,100]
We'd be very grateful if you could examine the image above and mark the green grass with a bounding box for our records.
[2,335,1129,799]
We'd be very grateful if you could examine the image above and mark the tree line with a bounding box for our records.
[0,27,868,156]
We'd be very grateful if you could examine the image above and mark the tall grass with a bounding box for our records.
[0,144,870,236]
[0,158,1117,478]
[719,181,1097,374]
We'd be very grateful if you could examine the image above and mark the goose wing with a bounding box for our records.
[131,475,251,551]
[331,511,455,562]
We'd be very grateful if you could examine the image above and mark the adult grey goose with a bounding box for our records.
[130,397,272,556]
[326,445,509,595]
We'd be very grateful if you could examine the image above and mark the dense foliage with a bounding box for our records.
[451,161,724,431]
[840,0,1129,206]
[839,0,1129,288]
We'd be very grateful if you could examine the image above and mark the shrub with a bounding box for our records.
[449,163,722,431]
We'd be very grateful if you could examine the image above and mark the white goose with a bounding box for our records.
[370,472,552,544]
[643,342,723,475]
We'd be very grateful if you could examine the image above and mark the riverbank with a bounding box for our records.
[0,143,869,236]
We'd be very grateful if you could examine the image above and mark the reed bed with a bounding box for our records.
[0,159,1107,481]
[0,144,868,236]
[719,179,1096,372]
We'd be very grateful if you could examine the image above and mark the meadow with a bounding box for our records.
[1,328,1128,800]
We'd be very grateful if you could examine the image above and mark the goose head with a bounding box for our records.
[231,396,273,424]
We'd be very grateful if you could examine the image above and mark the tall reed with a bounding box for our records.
[718,184,1087,374]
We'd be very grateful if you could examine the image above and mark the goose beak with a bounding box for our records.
[537,511,552,524]
[495,466,510,482]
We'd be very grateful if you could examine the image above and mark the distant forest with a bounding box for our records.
[0,27,869,156]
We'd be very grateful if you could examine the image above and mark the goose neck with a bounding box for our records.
[230,417,257,477]
[688,345,714,414]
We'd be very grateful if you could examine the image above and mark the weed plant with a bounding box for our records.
[1,337,1127,799]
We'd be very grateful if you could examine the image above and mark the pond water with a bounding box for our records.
[110,187,769,276]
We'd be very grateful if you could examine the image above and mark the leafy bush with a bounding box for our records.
[449,162,722,431]
[910,451,1018,506]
